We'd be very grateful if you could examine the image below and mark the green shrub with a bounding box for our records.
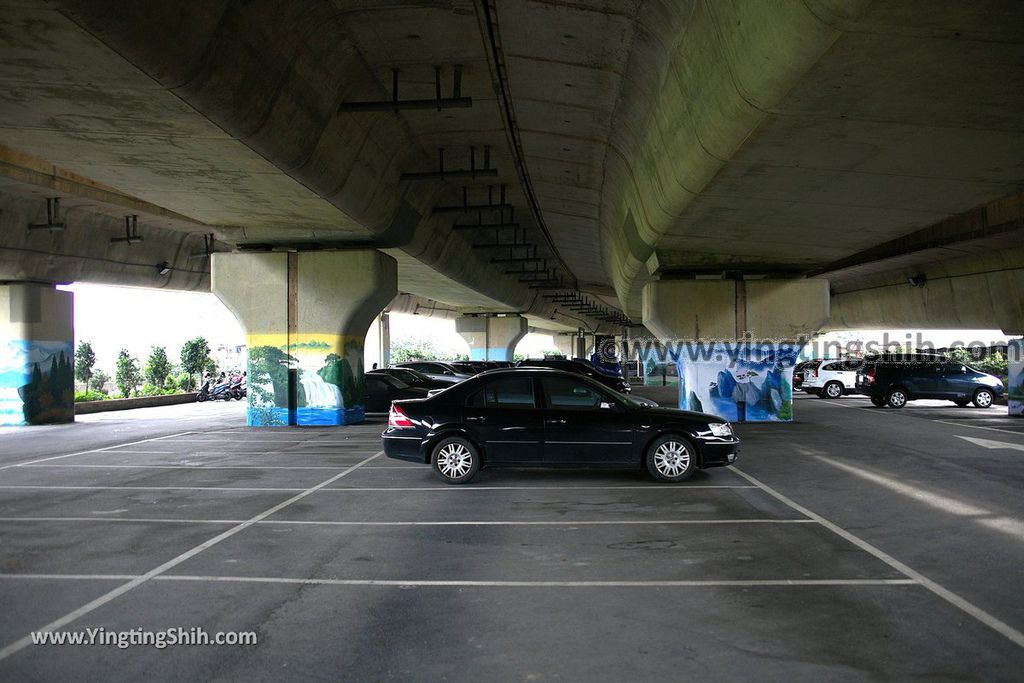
[74,390,108,403]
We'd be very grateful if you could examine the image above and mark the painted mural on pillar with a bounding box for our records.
[245,334,366,427]
[674,343,801,422]
[1009,339,1023,417]
[0,340,74,425]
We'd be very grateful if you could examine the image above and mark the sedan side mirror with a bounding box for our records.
[599,401,616,410]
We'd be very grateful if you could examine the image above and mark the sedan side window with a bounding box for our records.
[466,377,535,409]
[542,377,606,410]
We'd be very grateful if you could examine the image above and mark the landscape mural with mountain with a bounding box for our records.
[0,340,74,425]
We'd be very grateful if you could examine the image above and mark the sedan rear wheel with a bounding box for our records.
[646,435,697,483]
[431,436,480,484]
[973,388,994,409]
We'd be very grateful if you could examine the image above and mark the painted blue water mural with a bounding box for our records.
[247,406,366,427]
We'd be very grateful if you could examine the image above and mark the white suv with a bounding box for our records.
[802,359,862,399]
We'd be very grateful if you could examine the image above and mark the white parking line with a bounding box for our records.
[0,432,196,471]
[0,573,917,588]
[0,484,759,492]
[815,400,1024,436]
[732,467,1024,649]
[0,516,815,526]
[0,451,383,662]
[18,464,350,470]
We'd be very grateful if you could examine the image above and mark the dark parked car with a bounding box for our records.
[855,354,1004,409]
[382,368,738,484]
[393,361,472,383]
[368,367,453,391]
[517,357,631,394]
[449,361,490,375]
[364,374,429,413]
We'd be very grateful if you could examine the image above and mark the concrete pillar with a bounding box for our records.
[0,283,74,425]
[553,334,575,358]
[641,278,829,423]
[379,312,391,368]
[1010,338,1022,418]
[456,315,527,361]
[642,278,830,342]
[212,250,397,427]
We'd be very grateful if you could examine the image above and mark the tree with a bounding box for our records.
[90,369,110,394]
[74,341,96,390]
[390,338,442,363]
[180,337,211,388]
[115,349,142,398]
[144,346,172,388]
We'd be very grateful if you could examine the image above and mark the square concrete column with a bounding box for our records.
[0,283,74,425]
[213,251,397,427]
[456,315,527,361]
[641,278,829,423]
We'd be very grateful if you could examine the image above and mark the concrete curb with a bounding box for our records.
[75,393,198,414]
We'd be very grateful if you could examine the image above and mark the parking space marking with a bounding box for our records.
[0,431,196,471]
[17,464,354,470]
[732,466,1024,649]
[0,450,384,663]
[932,420,1024,436]
[0,573,918,588]
[814,400,1024,436]
[0,516,816,526]
[0,485,315,492]
[0,484,758,492]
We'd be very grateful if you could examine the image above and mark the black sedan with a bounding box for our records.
[381,368,738,484]
[364,374,429,413]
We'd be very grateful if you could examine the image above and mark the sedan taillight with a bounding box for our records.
[388,404,413,428]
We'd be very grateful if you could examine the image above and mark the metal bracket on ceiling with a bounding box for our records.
[338,65,472,113]
[435,184,512,213]
[27,197,65,232]
[188,233,216,261]
[110,215,143,245]
[402,146,498,181]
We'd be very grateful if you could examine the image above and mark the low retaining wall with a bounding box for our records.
[75,392,198,415]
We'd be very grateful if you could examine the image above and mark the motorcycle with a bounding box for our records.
[228,372,247,400]
[196,373,235,402]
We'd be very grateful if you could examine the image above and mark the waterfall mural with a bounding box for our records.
[674,342,801,422]
[0,340,74,426]
[244,334,365,427]
[1010,339,1023,417]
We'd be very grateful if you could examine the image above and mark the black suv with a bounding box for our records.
[855,354,1004,409]
[516,358,631,394]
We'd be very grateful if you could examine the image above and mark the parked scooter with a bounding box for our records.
[196,372,235,402]
[228,372,247,400]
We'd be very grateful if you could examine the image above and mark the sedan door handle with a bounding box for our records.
[546,419,566,425]
[465,416,486,423]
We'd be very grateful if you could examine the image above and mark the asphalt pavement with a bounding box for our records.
[0,393,1022,681]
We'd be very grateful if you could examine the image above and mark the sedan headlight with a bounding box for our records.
[708,422,733,438]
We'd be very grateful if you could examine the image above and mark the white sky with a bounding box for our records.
[60,283,558,372]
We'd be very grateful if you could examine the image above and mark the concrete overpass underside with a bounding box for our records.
[1,0,1023,422]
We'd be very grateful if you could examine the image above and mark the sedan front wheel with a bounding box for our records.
[646,435,697,483]
[431,436,480,485]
